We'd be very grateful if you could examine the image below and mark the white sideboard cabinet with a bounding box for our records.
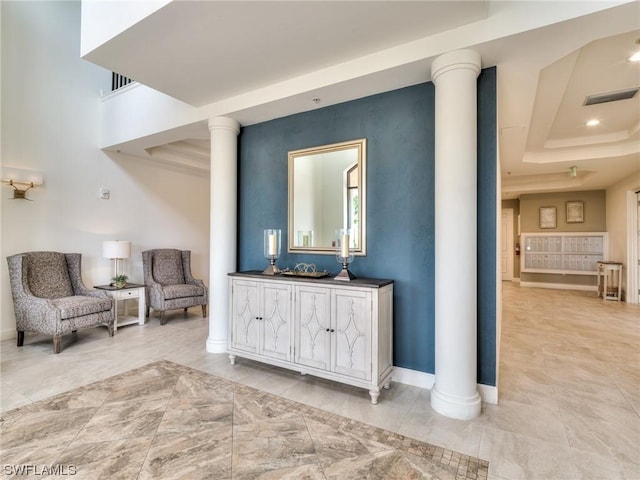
[228,272,394,404]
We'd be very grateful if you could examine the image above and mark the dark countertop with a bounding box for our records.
[94,283,145,291]
[229,271,393,288]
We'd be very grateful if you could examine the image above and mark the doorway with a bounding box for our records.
[627,190,640,304]
[501,209,514,281]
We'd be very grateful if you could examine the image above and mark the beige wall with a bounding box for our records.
[520,190,606,233]
[606,171,640,300]
[519,190,606,288]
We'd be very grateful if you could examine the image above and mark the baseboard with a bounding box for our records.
[0,328,17,342]
[519,281,597,292]
[478,383,498,404]
[392,366,498,405]
[392,366,435,390]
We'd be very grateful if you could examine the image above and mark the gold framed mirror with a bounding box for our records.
[288,138,366,255]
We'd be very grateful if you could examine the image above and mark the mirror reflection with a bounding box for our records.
[288,139,366,255]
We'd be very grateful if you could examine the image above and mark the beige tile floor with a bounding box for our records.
[1,282,638,479]
[1,360,488,479]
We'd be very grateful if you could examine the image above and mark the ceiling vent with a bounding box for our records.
[584,88,639,105]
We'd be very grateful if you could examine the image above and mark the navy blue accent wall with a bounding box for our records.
[477,67,497,386]
[238,67,497,386]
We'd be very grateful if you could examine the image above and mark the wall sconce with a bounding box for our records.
[1,166,44,200]
[569,165,577,178]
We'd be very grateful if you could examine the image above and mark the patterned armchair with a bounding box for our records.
[6,252,115,354]
[142,249,208,325]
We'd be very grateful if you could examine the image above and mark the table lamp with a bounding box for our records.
[102,240,131,281]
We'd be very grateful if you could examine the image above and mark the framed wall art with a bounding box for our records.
[566,200,584,223]
[539,206,557,229]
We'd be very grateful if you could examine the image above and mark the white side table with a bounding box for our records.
[596,261,623,302]
[95,283,146,331]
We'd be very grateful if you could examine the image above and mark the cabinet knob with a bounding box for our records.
[330,329,335,333]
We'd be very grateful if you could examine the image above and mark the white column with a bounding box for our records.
[430,50,482,420]
[206,116,240,353]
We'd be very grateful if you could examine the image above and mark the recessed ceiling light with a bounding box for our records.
[586,119,600,127]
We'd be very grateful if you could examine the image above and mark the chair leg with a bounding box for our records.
[160,311,167,326]
[202,305,207,318]
[17,331,24,347]
[184,308,188,313]
[145,306,150,318]
[53,335,61,354]
[107,323,114,337]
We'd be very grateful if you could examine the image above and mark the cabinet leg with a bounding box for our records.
[228,354,236,366]
[383,381,391,390]
[369,389,380,405]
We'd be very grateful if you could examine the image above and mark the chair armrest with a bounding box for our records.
[16,295,53,311]
[147,283,166,309]
[13,295,61,334]
[145,277,163,287]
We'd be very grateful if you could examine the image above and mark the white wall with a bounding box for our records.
[80,0,170,57]
[0,1,210,340]
[606,171,640,298]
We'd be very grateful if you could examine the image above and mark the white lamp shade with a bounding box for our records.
[102,240,131,259]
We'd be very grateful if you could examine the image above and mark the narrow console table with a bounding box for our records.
[227,271,394,404]
[95,283,146,331]
[596,261,623,302]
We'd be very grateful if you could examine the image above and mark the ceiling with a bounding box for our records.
[83,1,640,197]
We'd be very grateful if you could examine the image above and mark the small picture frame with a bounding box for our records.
[566,200,584,223]
[539,206,557,229]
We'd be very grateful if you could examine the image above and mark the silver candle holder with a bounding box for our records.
[263,228,281,275]
[334,228,356,281]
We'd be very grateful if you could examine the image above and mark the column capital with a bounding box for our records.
[431,49,481,84]
[208,116,240,135]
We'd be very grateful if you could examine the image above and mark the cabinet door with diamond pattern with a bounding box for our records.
[230,280,260,354]
[332,289,371,380]
[294,285,331,370]
[261,283,292,361]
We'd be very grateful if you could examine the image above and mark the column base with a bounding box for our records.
[206,336,227,353]
[430,385,482,420]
